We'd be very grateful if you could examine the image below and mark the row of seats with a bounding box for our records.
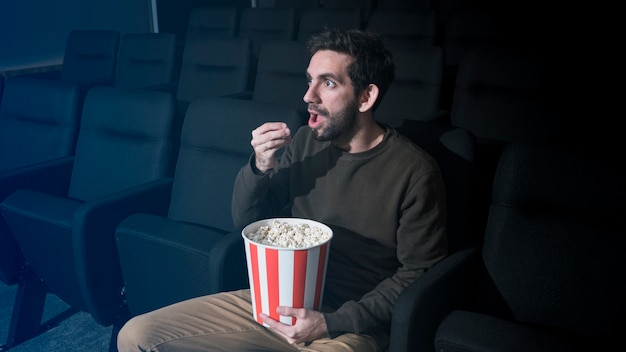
[0,81,306,350]
[3,84,622,352]
[182,5,518,67]
[2,3,552,132]
[0,47,565,351]
[0,82,479,352]
[1,3,575,352]
[6,30,177,92]
[173,3,561,130]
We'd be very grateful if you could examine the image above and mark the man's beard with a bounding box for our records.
[310,98,359,143]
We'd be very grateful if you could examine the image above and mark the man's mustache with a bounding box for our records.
[308,104,328,116]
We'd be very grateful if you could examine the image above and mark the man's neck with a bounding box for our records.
[333,120,385,153]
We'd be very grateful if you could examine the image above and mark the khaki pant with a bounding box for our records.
[117,289,379,352]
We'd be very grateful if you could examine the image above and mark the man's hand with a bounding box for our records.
[251,122,291,174]
[260,306,328,345]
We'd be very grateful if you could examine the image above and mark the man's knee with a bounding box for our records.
[117,315,149,352]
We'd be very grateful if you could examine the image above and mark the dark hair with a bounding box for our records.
[307,28,395,110]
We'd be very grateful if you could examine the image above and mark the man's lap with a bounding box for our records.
[117,289,377,352]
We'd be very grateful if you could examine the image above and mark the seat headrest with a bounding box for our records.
[80,87,175,138]
[182,97,304,155]
[493,140,624,215]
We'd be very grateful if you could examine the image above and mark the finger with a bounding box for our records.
[252,122,288,138]
[260,313,286,330]
[252,129,290,150]
[276,306,299,318]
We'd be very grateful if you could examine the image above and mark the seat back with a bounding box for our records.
[399,121,476,252]
[440,10,509,107]
[237,7,297,62]
[67,87,175,201]
[375,46,444,127]
[60,30,120,85]
[252,40,310,112]
[450,48,560,145]
[478,140,625,340]
[375,0,433,11]
[0,77,81,173]
[168,97,305,232]
[448,47,562,239]
[272,0,320,10]
[441,10,508,68]
[176,37,252,104]
[185,6,239,42]
[366,10,438,52]
[322,0,375,22]
[114,33,178,89]
[297,8,362,43]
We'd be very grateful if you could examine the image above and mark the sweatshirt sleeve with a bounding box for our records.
[231,152,292,229]
[323,167,448,336]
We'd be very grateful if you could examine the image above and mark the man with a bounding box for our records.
[117,28,448,352]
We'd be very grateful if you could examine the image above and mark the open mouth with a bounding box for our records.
[308,109,325,129]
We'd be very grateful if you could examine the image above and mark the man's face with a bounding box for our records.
[304,50,359,142]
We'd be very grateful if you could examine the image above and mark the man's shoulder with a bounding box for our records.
[388,128,436,161]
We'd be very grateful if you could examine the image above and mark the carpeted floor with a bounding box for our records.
[0,280,112,352]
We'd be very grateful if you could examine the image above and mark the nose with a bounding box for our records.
[303,84,320,104]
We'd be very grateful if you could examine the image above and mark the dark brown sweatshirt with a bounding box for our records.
[232,125,448,350]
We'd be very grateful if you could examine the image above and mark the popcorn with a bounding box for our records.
[245,219,330,248]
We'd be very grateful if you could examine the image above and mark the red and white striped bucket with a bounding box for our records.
[242,218,333,326]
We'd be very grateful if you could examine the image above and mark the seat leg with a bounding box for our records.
[108,298,131,352]
[0,269,47,351]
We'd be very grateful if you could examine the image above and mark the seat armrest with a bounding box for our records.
[0,157,74,199]
[116,218,248,315]
[389,246,480,352]
[74,177,174,233]
[208,230,248,292]
[401,109,451,127]
[72,176,173,324]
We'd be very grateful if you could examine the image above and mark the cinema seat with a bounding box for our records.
[115,97,304,316]
[365,9,438,52]
[375,46,444,127]
[248,40,310,114]
[60,30,120,87]
[0,86,176,347]
[297,8,362,43]
[237,7,297,63]
[0,76,82,348]
[113,32,178,90]
[389,140,625,352]
[1,76,81,285]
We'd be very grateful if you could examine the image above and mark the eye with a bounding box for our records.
[324,80,336,88]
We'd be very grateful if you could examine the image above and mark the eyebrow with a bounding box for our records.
[306,71,346,85]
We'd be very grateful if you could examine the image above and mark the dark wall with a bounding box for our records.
[0,0,155,74]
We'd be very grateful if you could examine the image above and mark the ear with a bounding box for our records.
[358,84,380,113]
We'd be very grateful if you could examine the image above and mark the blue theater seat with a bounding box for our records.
[390,139,625,352]
[115,97,305,317]
[0,86,176,349]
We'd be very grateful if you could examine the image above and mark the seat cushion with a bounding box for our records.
[0,189,85,309]
[435,311,583,352]
[116,213,230,315]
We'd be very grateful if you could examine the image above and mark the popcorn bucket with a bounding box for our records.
[242,218,333,326]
